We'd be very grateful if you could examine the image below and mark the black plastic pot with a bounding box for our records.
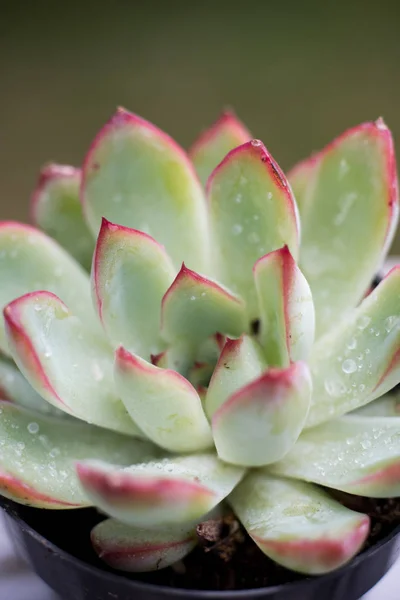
[2,496,400,600]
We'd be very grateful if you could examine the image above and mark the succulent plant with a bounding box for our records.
[0,108,400,579]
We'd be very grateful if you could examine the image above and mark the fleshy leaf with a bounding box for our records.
[0,400,156,508]
[212,362,312,467]
[289,120,399,336]
[81,108,209,272]
[229,471,369,575]
[114,347,212,452]
[4,292,143,436]
[0,357,66,417]
[161,263,248,346]
[0,222,98,355]
[208,140,299,318]
[205,336,265,419]
[189,110,252,187]
[30,164,94,270]
[353,394,400,417]
[307,267,400,427]
[76,454,244,527]
[92,219,175,358]
[271,415,400,497]
[91,519,196,572]
[254,246,315,367]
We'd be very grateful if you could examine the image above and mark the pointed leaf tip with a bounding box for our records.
[76,454,244,527]
[271,415,400,498]
[30,164,94,270]
[0,221,97,355]
[207,141,299,319]
[92,218,175,358]
[91,518,197,572]
[229,472,369,575]
[81,109,209,272]
[254,246,315,367]
[4,291,143,436]
[161,263,247,346]
[0,400,154,509]
[290,120,399,336]
[114,347,212,452]
[189,110,252,186]
[212,361,312,467]
[205,335,265,419]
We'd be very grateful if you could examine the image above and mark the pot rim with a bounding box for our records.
[3,499,400,598]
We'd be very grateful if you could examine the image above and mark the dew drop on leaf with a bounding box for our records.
[342,359,357,374]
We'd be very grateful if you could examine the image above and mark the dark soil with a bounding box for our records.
[10,493,400,591]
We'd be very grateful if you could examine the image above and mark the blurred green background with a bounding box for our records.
[2,0,400,250]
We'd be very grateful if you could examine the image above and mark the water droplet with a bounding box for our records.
[190,295,196,301]
[339,158,349,178]
[253,215,259,221]
[361,440,372,450]
[44,350,52,358]
[247,232,260,244]
[375,331,380,337]
[232,224,243,236]
[28,422,39,434]
[49,447,61,458]
[201,292,206,297]
[251,139,263,147]
[357,315,371,330]
[91,362,104,382]
[375,117,387,130]
[324,379,346,397]
[359,384,365,392]
[365,348,371,354]
[235,194,242,204]
[267,192,273,200]
[346,338,357,350]
[16,442,25,451]
[342,359,357,374]
[384,316,400,333]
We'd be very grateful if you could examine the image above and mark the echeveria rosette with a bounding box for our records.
[0,108,399,580]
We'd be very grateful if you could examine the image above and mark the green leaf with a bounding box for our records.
[0,400,156,508]
[76,453,245,527]
[270,415,400,497]
[91,518,197,572]
[307,267,400,427]
[290,120,399,336]
[114,347,212,452]
[0,357,66,417]
[254,246,315,367]
[212,362,312,466]
[208,140,299,318]
[205,336,265,419]
[92,218,175,359]
[353,393,400,417]
[4,292,143,436]
[81,108,209,273]
[229,471,369,574]
[0,222,98,355]
[161,263,248,346]
[189,110,252,187]
[30,164,94,270]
